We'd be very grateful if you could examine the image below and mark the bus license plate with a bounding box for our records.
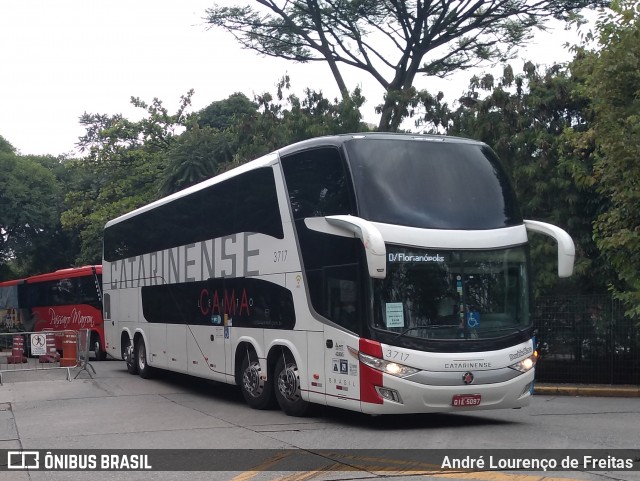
[452,394,481,407]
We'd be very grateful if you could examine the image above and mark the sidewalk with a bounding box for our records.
[534,383,640,397]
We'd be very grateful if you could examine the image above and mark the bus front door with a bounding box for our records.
[324,324,361,412]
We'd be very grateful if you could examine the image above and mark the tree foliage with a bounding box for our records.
[59,80,365,263]
[206,0,607,131]
[0,151,60,276]
[197,92,257,130]
[571,0,640,314]
[0,135,15,155]
[416,61,609,295]
[224,76,367,167]
[62,92,195,264]
[161,93,256,194]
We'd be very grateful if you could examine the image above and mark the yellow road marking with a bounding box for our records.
[228,451,294,481]
[230,452,598,481]
[272,463,348,481]
[262,471,596,481]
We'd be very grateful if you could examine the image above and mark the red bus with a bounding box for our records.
[1,266,106,360]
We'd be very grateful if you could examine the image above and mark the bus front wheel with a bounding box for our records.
[240,353,274,410]
[274,355,309,417]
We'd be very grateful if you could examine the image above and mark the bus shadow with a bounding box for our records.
[150,369,247,403]
[122,366,518,429]
[314,405,517,430]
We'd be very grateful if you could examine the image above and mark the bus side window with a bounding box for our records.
[282,146,363,334]
[103,293,111,320]
[52,279,74,305]
[281,147,355,220]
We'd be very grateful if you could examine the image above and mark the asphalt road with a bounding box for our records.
[0,359,637,481]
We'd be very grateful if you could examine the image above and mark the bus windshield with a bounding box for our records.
[372,246,530,341]
[345,137,522,230]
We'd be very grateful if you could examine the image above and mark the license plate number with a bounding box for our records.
[452,394,481,407]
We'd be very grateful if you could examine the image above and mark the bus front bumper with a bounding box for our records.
[361,369,535,415]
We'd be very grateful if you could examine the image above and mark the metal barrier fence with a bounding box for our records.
[1,301,637,385]
[0,329,94,384]
[535,295,640,385]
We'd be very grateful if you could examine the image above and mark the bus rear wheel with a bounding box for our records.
[136,337,154,379]
[274,355,309,417]
[240,353,274,410]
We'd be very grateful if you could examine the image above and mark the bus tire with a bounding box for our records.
[91,332,107,361]
[274,355,310,417]
[240,353,275,410]
[136,337,154,379]
[124,337,138,375]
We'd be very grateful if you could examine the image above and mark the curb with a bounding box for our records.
[534,383,640,397]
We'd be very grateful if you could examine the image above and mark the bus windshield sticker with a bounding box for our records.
[388,252,445,263]
[466,310,480,328]
[385,302,404,328]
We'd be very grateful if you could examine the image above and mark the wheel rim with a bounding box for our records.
[277,363,301,402]
[138,342,146,369]
[243,362,264,398]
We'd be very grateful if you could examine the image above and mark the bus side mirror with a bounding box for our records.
[304,215,387,279]
[524,220,575,278]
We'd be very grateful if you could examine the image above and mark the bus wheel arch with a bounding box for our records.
[236,342,275,410]
[122,331,138,375]
[272,347,310,417]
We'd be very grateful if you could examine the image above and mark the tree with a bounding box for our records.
[572,1,640,314]
[0,151,60,277]
[219,77,367,170]
[206,0,607,131]
[417,62,609,295]
[0,136,86,277]
[0,135,15,155]
[62,83,365,263]
[161,93,257,194]
[12,154,83,276]
[197,92,258,130]
[62,92,194,264]
[161,125,234,194]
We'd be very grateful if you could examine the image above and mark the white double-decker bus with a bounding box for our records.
[102,133,574,416]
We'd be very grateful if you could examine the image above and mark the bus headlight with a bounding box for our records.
[358,351,420,378]
[508,352,538,373]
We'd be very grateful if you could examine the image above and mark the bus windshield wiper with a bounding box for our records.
[392,325,451,340]
[479,326,529,335]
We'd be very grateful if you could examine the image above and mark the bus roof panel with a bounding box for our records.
[24,265,102,284]
[276,132,483,157]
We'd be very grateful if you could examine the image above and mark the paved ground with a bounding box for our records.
[0,359,637,481]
